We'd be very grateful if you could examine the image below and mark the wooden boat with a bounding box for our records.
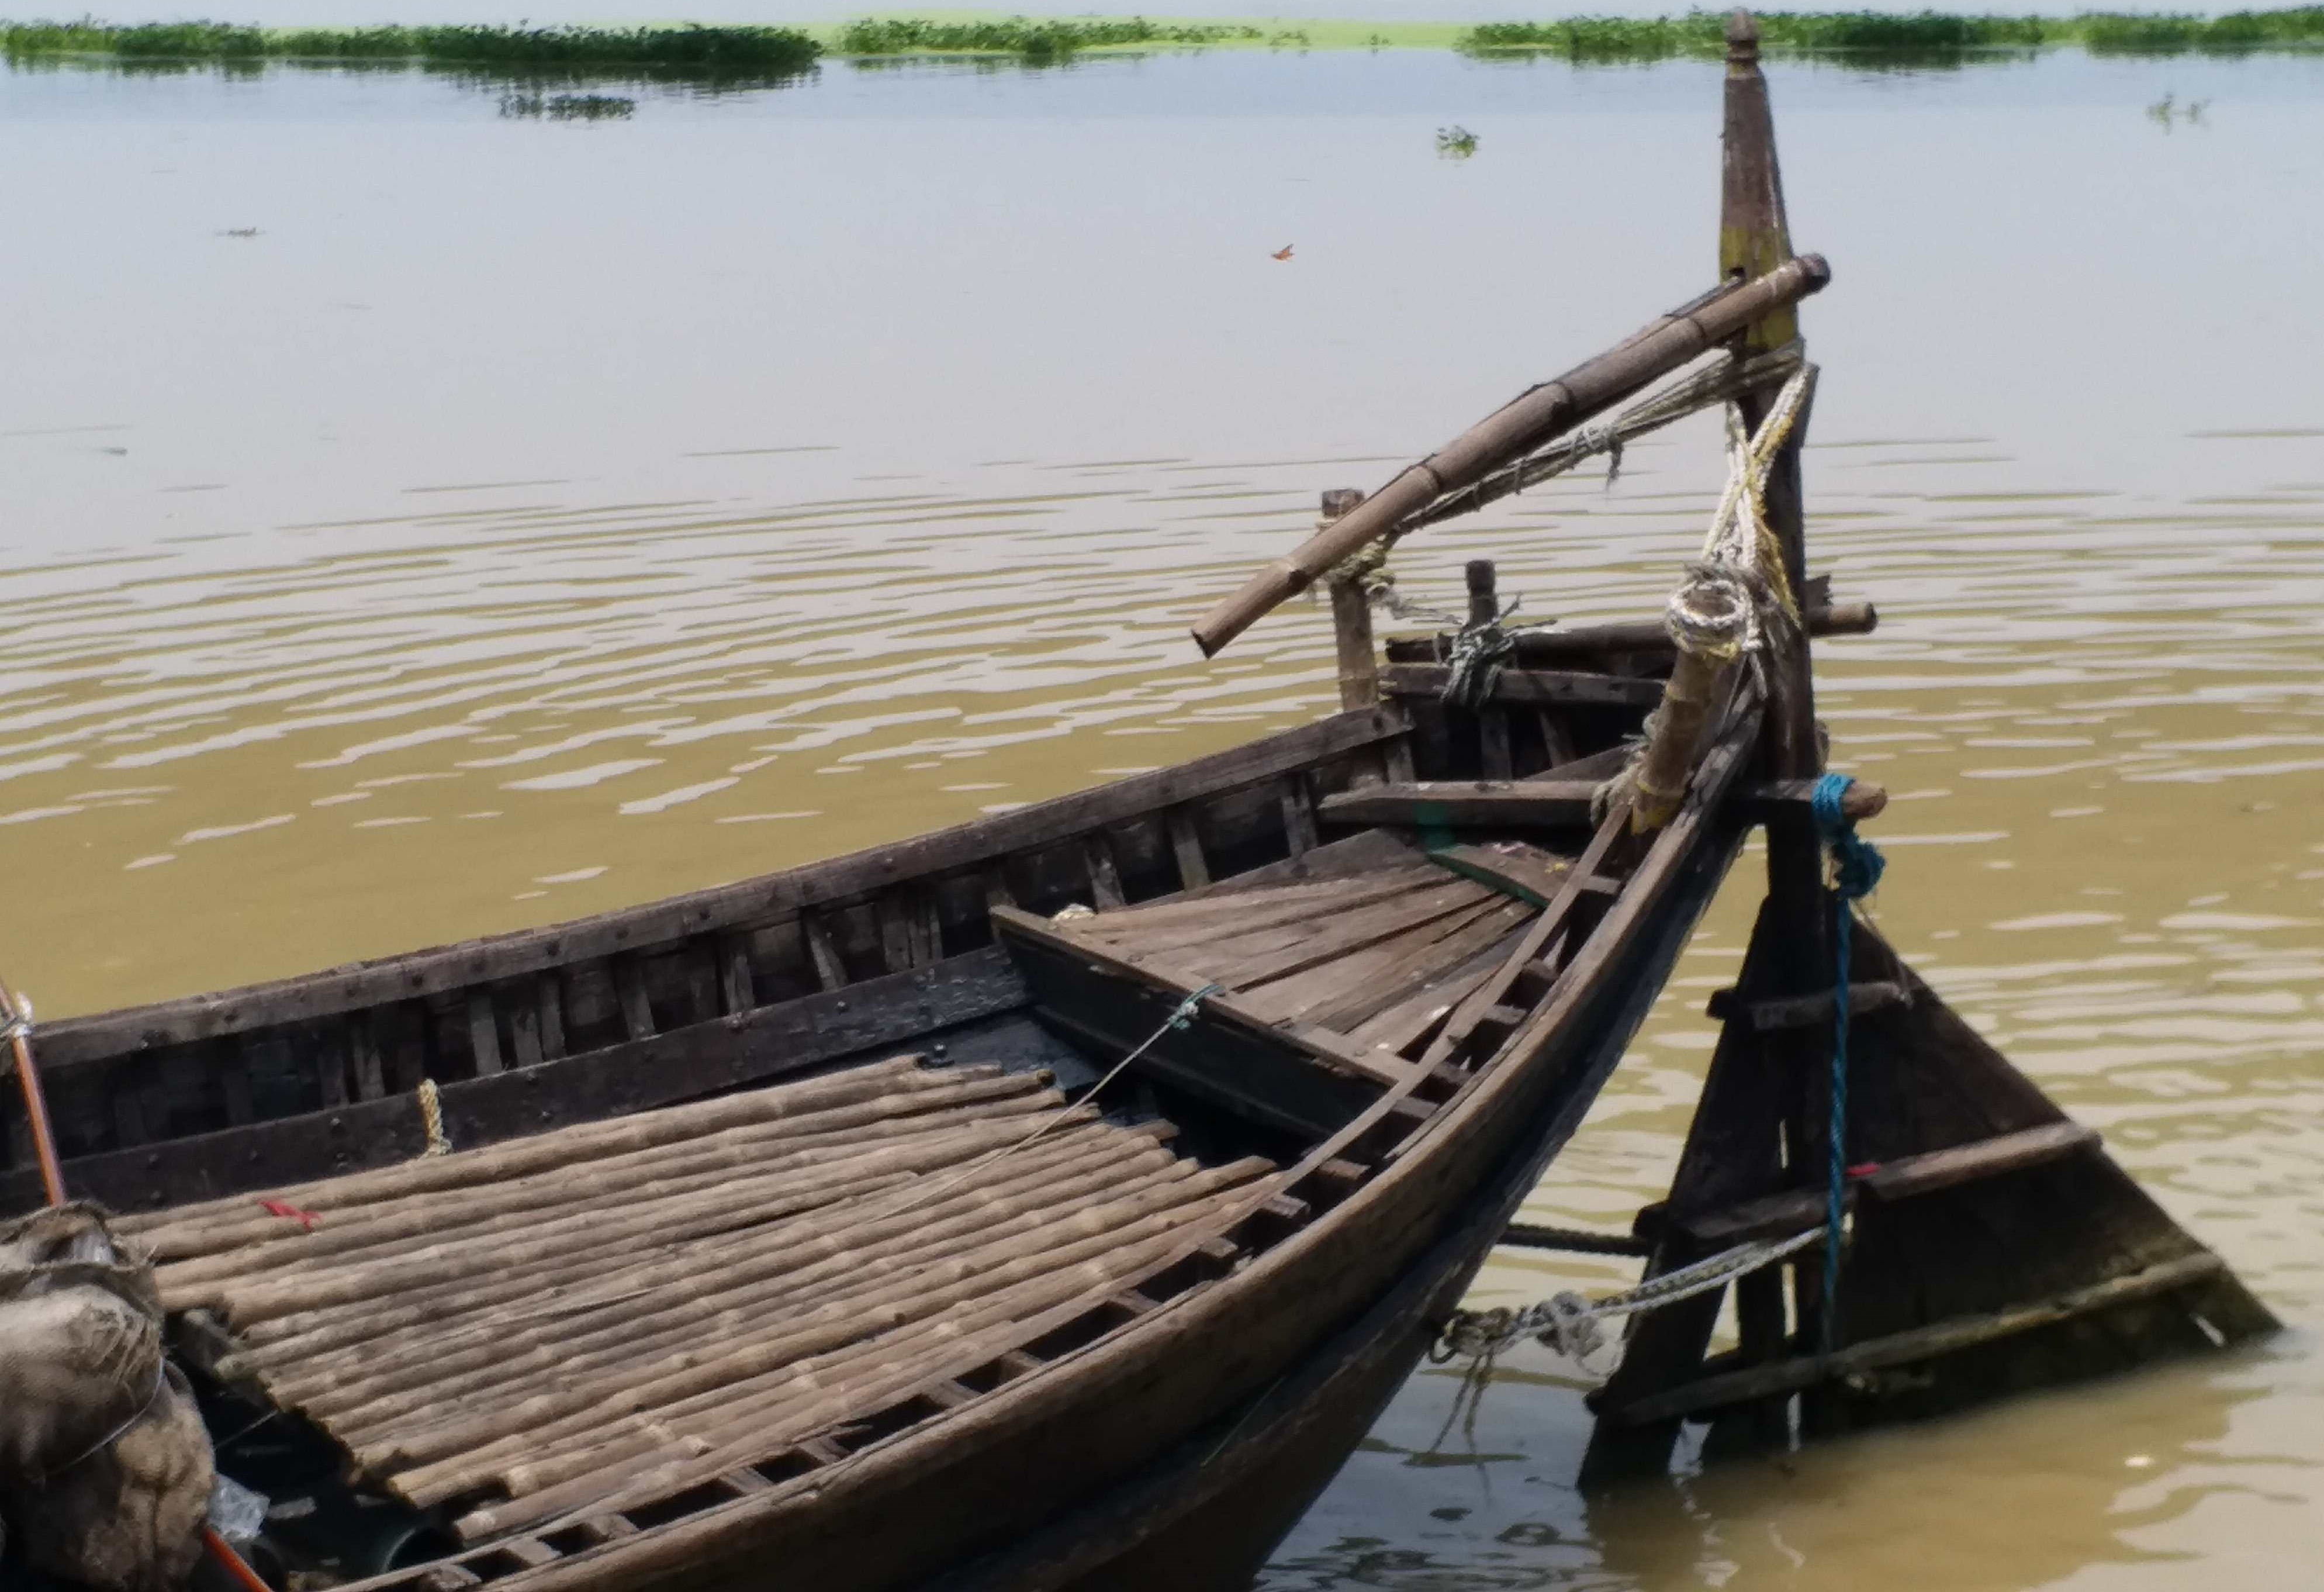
[5,582,1854,1591]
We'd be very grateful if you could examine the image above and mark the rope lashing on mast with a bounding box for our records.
[1432,1223,1829,1369]
[1599,361,1817,830]
[1810,771,1886,1357]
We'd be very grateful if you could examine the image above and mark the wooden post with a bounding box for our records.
[1720,11,1831,1430]
[1462,560,1497,628]
[1320,489,1379,711]
[1464,561,1514,778]
[1583,9,1814,1478]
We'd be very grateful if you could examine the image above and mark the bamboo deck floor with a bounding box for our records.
[1064,842,1573,1050]
[125,1056,1272,1542]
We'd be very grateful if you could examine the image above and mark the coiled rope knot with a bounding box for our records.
[1812,772,1886,902]
[1441,615,1516,709]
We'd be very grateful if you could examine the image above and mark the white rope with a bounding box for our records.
[1694,362,1814,624]
[1413,340,1804,533]
[1434,1223,1828,1369]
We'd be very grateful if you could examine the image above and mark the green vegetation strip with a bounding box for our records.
[1462,7,2324,60]
[3,9,2320,74]
[0,21,821,77]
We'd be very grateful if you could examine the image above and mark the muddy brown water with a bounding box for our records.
[3,44,2321,1589]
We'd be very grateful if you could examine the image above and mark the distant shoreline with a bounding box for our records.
[2,9,2319,78]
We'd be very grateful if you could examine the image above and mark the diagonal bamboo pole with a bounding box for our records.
[1188,254,1831,657]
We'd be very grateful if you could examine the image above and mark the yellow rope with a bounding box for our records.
[1700,364,1814,622]
[417,1078,451,1157]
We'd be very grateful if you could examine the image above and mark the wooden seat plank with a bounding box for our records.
[1424,841,1614,909]
[1191,880,1495,991]
[1073,868,1445,951]
[1243,898,1532,1034]
[993,907,1417,1097]
[1339,928,1537,1056]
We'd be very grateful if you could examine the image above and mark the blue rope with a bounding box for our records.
[1810,772,1884,1357]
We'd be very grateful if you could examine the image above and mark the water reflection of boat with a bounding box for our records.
[0,16,2270,1592]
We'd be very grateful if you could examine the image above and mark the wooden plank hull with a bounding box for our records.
[922,811,1747,1592]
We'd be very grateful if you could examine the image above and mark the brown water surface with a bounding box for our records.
[4,45,2322,1590]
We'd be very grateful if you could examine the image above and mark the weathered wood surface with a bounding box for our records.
[1377,664,1665,709]
[1682,1121,2101,1245]
[1379,599,1876,665]
[992,906,1429,1096]
[1608,1253,2228,1427]
[140,1056,1271,1538]
[1320,776,1885,833]
[1189,257,1832,657]
[1704,978,1908,1031]
[1592,905,2280,1476]
[1321,489,1379,712]
[1423,842,1615,910]
[4,950,1032,1215]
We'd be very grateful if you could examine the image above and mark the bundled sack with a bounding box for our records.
[1,1204,215,1592]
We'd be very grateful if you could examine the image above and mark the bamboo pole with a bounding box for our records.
[216,1117,1088,1366]
[122,1052,962,1241]
[283,1129,1176,1421]
[1188,255,1831,657]
[451,1215,1225,1540]
[194,1106,1080,1328]
[318,1149,1201,1445]
[384,1165,1271,1500]
[440,1176,1269,1537]
[148,1063,1025,1264]
[276,1120,1147,1394]
[157,1081,1059,1289]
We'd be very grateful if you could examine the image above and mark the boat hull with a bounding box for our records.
[919,817,1746,1592]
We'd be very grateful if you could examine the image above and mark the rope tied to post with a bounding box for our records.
[1437,594,1555,709]
[1433,1223,1828,1368]
[1810,771,1886,1356]
[1597,362,1817,830]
